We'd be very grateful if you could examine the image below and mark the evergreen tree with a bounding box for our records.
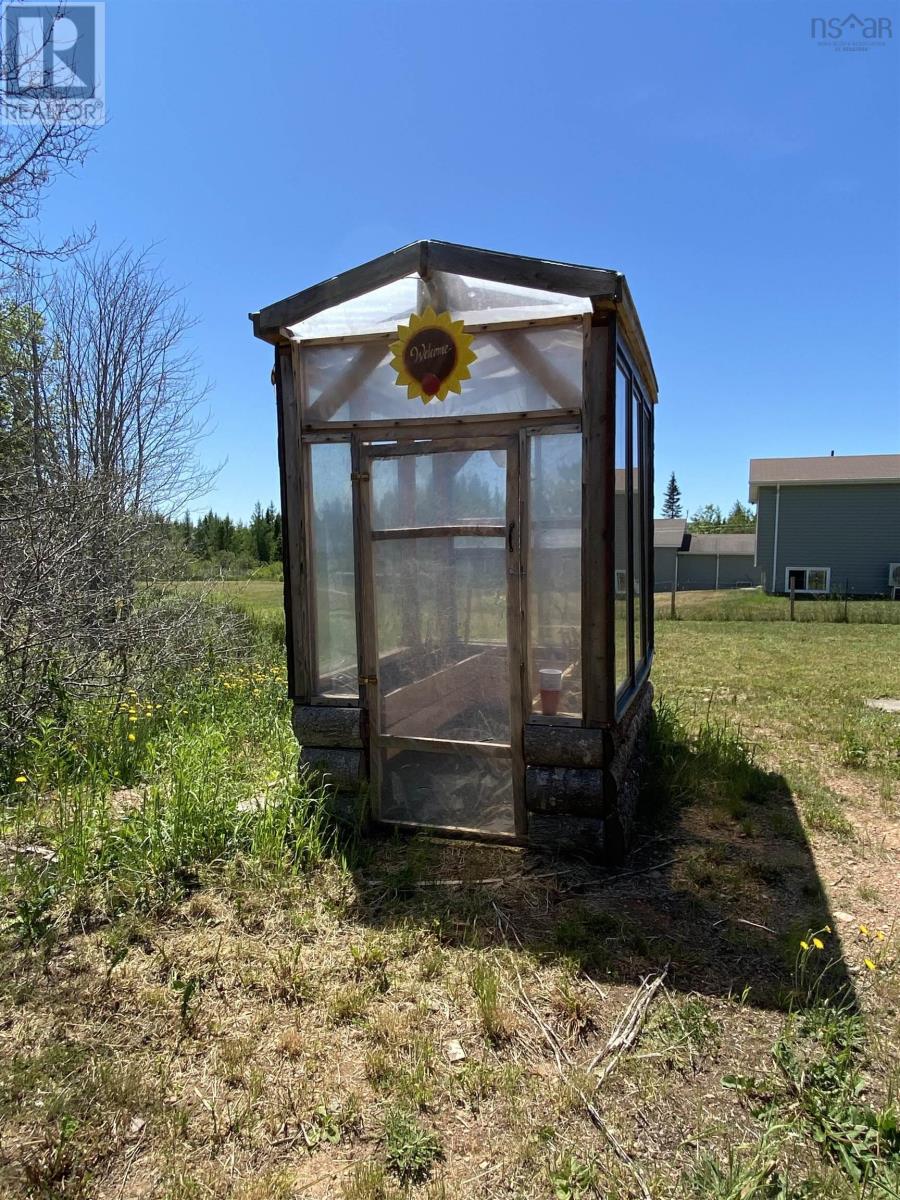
[724,500,756,532]
[661,472,683,519]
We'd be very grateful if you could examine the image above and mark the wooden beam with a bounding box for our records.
[371,524,504,540]
[279,345,311,701]
[582,314,614,727]
[255,241,422,337]
[523,724,604,767]
[293,704,362,747]
[301,409,581,438]
[373,733,510,758]
[427,241,618,299]
[300,747,363,792]
[291,309,583,347]
[525,766,603,815]
[598,276,658,402]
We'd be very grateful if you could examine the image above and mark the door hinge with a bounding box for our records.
[351,471,370,482]
[358,673,377,685]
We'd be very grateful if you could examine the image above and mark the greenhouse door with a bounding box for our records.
[360,438,524,837]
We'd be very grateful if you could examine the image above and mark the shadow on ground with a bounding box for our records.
[340,704,855,1012]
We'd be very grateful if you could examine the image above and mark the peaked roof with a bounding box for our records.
[749,454,900,501]
[654,518,689,548]
[250,239,657,398]
[684,533,757,556]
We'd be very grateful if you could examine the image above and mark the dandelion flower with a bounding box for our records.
[824,925,832,934]
[864,958,877,971]
[812,937,825,950]
[859,925,870,937]
[800,940,809,951]
[15,774,27,783]
[875,931,885,941]
[127,732,136,742]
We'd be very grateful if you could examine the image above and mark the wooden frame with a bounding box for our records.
[252,240,656,401]
[358,434,526,838]
[254,241,659,843]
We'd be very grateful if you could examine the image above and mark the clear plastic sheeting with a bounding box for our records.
[309,442,358,698]
[373,536,509,744]
[379,748,514,834]
[288,275,420,340]
[372,449,506,530]
[302,325,584,423]
[528,432,582,718]
[286,270,591,341]
[428,272,591,321]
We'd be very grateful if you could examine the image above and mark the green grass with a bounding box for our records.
[657,587,900,623]
[2,612,334,935]
[2,595,899,1198]
[175,578,286,615]
[654,619,900,792]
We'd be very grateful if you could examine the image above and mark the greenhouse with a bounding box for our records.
[251,241,657,859]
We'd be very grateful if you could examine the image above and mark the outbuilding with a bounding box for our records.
[676,532,760,591]
[653,518,688,592]
[250,241,658,859]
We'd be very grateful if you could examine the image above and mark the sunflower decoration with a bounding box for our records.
[389,307,477,404]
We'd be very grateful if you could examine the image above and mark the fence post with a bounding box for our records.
[670,555,679,620]
[789,582,795,622]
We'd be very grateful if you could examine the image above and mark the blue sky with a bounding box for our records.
[36,0,900,520]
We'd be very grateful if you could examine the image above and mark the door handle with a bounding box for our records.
[507,520,515,552]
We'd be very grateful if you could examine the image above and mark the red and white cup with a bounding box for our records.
[539,668,563,716]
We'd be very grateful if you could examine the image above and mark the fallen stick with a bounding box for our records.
[588,963,669,1078]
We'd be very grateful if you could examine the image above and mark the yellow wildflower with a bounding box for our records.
[864,958,876,971]
[812,937,825,950]
[824,925,832,934]
[128,714,138,723]
[15,773,27,783]
[800,940,809,951]
[127,732,136,742]
[859,925,869,937]
[875,931,885,941]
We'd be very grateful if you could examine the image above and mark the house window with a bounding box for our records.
[785,567,830,595]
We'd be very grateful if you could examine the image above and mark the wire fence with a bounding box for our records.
[654,583,900,624]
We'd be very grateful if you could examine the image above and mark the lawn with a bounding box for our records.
[1,610,899,1198]
[656,586,900,623]
[176,578,287,615]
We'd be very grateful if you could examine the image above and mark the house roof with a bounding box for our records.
[654,518,689,549]
[683,533,757,557]
[749,454,900,502]
[250,239,657,399]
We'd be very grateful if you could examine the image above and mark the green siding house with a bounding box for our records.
[751,454,900,596]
